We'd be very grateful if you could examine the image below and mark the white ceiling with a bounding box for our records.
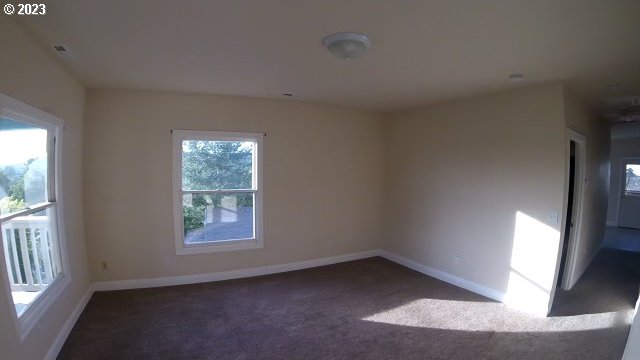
[19,0,640,111]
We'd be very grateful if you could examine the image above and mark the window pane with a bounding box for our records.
[625,164,640,193]
[182,140,254,191]
[1,206,60,317]
[0,118,48,215]
[183,192,254,243]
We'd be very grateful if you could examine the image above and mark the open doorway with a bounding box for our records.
[549,131,587,316]
[554,131,586,297]
[557,141,577,290]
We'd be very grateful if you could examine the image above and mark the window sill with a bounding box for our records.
[14,274,70,342]
[176,238,263,255]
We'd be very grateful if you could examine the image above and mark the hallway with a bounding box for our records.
[549,244,640,360]
[604,226,640,253]
[552,248,640,317]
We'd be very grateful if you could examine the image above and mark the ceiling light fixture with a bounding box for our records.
[322,32,370,59]
[509,73,525,82]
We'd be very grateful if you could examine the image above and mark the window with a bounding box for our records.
[624,163,640,195]
[0,93,69,340]
[172,130,263,254]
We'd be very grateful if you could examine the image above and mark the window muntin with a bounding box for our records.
[173,131,263,254]
[624,164,640,195]
[0,96,68,341]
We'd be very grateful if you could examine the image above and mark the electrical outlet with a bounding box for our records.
[101,261,109,271]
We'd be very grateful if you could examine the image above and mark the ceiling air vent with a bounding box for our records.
[51,45,69,57]
[605,96,640,123]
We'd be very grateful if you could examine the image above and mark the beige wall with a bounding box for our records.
[0,18,613,356]
[563,88,610,281]
[606,137,640,225]
[84,90,384,281]
[0,19,89,360]
[623,297,640,360]
[0,10,622,359]
[383,84,569,314]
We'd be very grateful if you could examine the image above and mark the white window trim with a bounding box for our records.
[172,130,264,255]
[0,93,70,341]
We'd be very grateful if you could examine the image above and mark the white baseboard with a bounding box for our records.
[93,248,505,302]
[45,251,379,359]
[44,284,94,360]
[94,250,380,291]
[47,248,509,359]
[378,250,505,303]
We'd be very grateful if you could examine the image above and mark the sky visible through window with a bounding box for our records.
[0,121,48,213]
[0,128,47,166]
[627,164,640,175]
[626,164,640,193]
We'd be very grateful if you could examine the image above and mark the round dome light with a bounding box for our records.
[322,32,371,59]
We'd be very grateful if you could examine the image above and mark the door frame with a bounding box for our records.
[558,129,586,291]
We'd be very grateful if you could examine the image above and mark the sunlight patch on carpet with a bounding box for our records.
[362,298,633,332]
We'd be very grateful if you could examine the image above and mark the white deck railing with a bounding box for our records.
[1,216,57,292]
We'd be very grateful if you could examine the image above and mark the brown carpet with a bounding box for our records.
[58,251,639,360]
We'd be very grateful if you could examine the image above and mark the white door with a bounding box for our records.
[619,161,640,229]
